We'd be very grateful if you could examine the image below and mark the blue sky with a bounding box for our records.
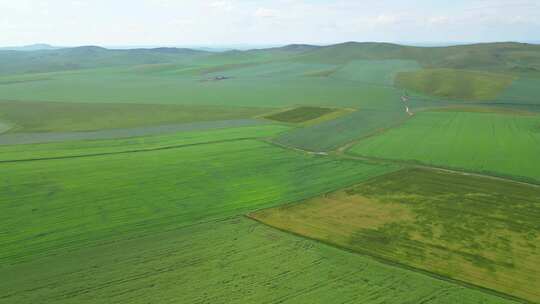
[0,0,539,47]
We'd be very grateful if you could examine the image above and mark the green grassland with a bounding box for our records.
[0,139,396,265]
[0,100,270,133]
[264,106,336,123]
[0,125,289,161]
[349,110,540,182]
[250,168,540,302]
[395,69,515,101]
[0,217,516,304]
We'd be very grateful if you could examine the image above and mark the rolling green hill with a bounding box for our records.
[0,46,210,75]
[395,69,515,100]
[294,42,540,74]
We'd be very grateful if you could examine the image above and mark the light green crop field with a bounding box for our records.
[0,100,270,133]
[0,139,396,265]
[349,111,540,182]
[395,69,515,101]
[251,168,540,303]
[0,217,517,304]
[0,125,290,161]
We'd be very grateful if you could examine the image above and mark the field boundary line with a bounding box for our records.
[263,135,540,188]
[0,137,260,164]
[339,152,540,188]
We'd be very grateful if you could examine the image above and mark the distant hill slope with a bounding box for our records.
[0,46,211,75]
[0,44,61,51]
[293,42,540,74]
[395,69,516,100]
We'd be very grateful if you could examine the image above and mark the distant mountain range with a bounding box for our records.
[0,43,62,51]
[0,42,539,76]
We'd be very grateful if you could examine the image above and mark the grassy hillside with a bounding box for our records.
[349,111,540,182]
[295,42,540,75]
[0,217,516,304]
[395,69,515,100]
[0,46,210,75]
[251,168,540,302]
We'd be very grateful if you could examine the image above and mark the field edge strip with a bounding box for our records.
[0,137,262,164]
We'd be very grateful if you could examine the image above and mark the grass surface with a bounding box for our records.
[0,100,269,133]
[0,139,396,265]
[264,106,336,123]
[349,111,540,182]
[0,217,517,304]
[250,168,540,302]
[395,69,515,101]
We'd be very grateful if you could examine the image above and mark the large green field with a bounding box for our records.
[251,168,540,302]
[0,138,396,265]
[0,217,517,304]
[349,110,540,182]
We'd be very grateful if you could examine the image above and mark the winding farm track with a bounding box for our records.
[0,120,12,134]
[267,134,540,189]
